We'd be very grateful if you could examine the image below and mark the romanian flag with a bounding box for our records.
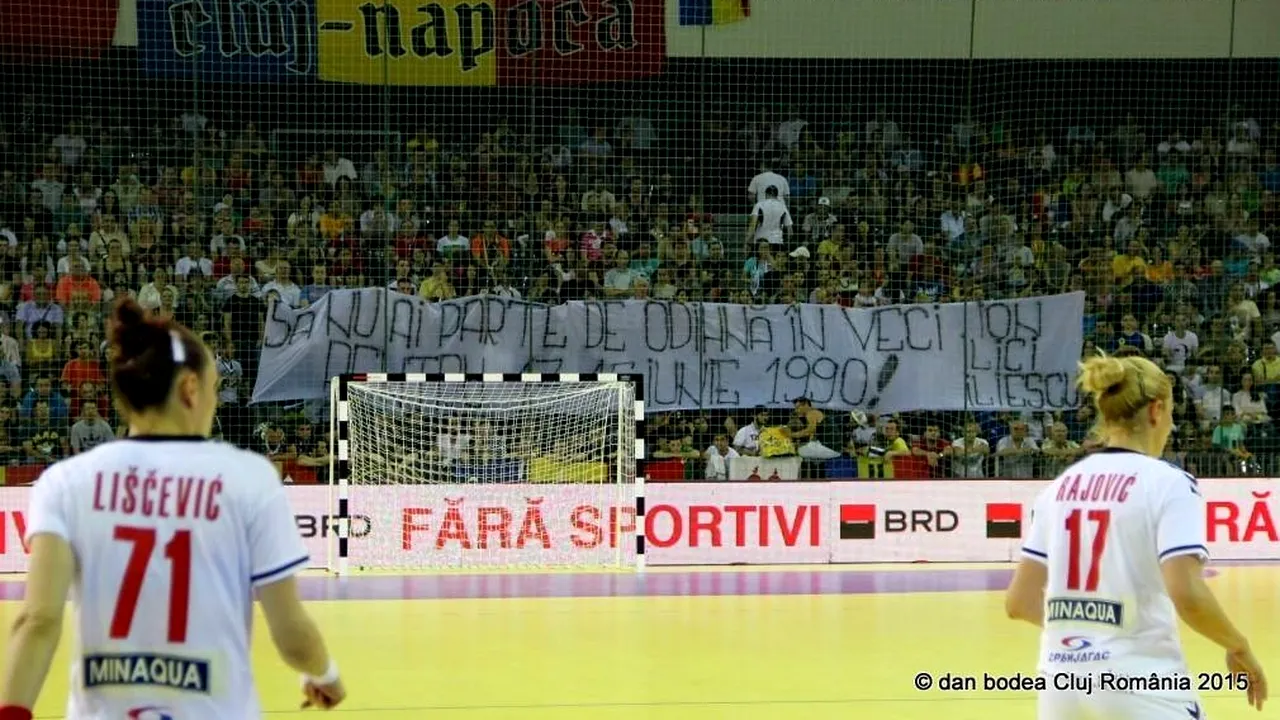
[679,0,750,26]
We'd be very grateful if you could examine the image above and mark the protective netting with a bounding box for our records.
[337,378,638,571]
[0,2,1276,481]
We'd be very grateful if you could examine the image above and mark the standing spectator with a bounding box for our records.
[909,424,951,478]
[222,274,265,389]
[747,186,792,246]
[1161,314,1199,373]
[262,261,303,309]
[69,401,114,454]
[995,421,1040,478]
[703,434,739,481]
[732,407,770,456]
[748,160,790,207]
[789,397,843,460]
[212,336,247,446]
[1039,422,1083,477]
[947,421,990,478]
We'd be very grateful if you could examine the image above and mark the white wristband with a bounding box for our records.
[303,659,339,686]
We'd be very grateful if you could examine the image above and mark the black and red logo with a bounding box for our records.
[985,503,1023,538]
[839,504,876,539]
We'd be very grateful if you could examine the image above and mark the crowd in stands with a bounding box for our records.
[0,100,1278,480]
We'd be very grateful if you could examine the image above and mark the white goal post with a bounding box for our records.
[326,372,646,574]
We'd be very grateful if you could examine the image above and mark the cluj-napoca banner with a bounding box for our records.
[139,0,665,84]
[251,290,1085,412]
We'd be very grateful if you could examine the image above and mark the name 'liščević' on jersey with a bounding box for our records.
[24,437,310,719]
[1021,448,1208,686]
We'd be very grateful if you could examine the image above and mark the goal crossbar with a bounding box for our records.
[327,372,647,575]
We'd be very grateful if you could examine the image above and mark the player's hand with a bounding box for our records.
[300,677,346,710]
[1226,647,1267,710]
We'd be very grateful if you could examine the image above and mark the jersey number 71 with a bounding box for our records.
[1065,509,1111,592]
[110,526,192,644]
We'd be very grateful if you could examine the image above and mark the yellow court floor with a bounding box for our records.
[2,564,1276,719]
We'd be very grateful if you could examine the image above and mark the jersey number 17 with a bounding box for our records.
[1065,509,1111,592]
[110,526,192,643]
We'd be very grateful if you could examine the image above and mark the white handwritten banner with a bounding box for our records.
[251,290,1085,412]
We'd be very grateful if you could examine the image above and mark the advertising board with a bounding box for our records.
[0,480,1274,571]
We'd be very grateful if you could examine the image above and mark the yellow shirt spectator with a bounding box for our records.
[418,274,455,302]
[1112,252,1147,287]
[1252,355,1280,386]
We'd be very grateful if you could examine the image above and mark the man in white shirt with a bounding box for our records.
[948,422,990,478]
[996,421,1040,478]
[747,186,793,246]
[175,240,215,279]
[435,220,470,260]
[1194,364,1232,427]
[886,220,924,269]
[56,243,91,276]
[748,162,790,207]
[1161,314,1199,374]
[1124,155,1161,200]
[322,147,358,187]
[704,434,740,480]
[602,251,635,297]
[732,408,770,456]
[261,261,303,309]
[1234,219,1270,260]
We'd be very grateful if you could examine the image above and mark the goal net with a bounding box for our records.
[327,373,644,574]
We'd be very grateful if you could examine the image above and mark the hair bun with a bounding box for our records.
[1079,356,1127,396]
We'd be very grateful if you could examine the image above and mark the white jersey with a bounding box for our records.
[25,437,309,720]
[1023,448,1206,692]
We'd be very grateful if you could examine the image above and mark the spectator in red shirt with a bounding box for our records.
[910,424,952,478]
[60,339,106,395]
[470,220,510,268]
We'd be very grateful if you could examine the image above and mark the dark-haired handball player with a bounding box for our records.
[0,299,345,719]
[1006,354,1267,719]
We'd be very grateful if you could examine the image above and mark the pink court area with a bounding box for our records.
[2,563,1276,720]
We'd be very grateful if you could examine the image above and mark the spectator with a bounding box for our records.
[906,424,950,478]
[1212,406,1250,459]
[947,421,990,478]
[747,186,792,246]
[1039,423,1083,476]
[16,284,64,341]
[59,339,105,396]
[995,421,1040,478]
[322,146,358,186]
[1161,313,1198,373]
[1232,372,1270,426]
[787,397,843,460]
[1194,364,1232,428]
[802,197,837,244]
[69,401,114,454]
[138,268,178,311]
[603,251,636,298]
[703,433,739,481]
[22,399,68,463]
[732,407,770,456]
[262,260,302,309]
